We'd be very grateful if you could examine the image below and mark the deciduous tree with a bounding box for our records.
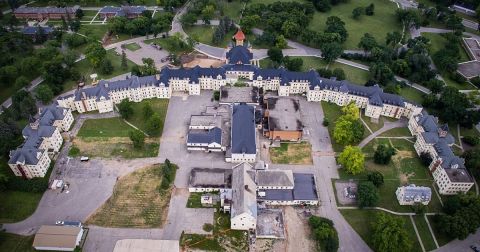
[371,212,412,252]
[129,130,145,149]
[338,145,365,175]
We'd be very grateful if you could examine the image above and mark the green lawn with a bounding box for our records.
[0,233,35,252]
[127,99,169,137]
[398,87,425,105]
[78,118,133,138]
[186,193,204,208]
[184,25,236,48]
[379,127,412,137]
[361,113,384,132]
[413,215,437,251]
[269,142,313,164]
[321,101,344,152]
[124,42,142,51]
[65,49,136,91]
[220,0,245,21]
[308,0,402,49]
[340,209,422,252]
[78,25,109,41]
[144,37,193,55]
[260,57,370,85]
[0,191,43,223]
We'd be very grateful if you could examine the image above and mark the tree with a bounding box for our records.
[268,47,284,63]
[320,42,343,63]
[11,90,37,120]
[240,15,260,34]
[445,14,465,32]
[370,62,393,85]
[35,84,54,104]
[357,181,379,207]
[358,33,377,52]
[180,13,196,27]
[282,20,301,38]
[367,171,384,187]
[118,99,133,119]
[464,148,480,178]
[338,145,365,175]
[63,50,79,68]
[121,51,128,70]
[146,113,162,135]
[371,212,412,252]
[313,0,331,12]
[275,35,288,49]
[332,68,345,80]
[325,16,348,42]
[0,118,22,156]
[374,144,396,164]
[14,76,30,89]
[424,79,444,94]
[341,102,360,120]
[143,102,154,119]
[333,117,355,145]
[85,42,107,68]
[352,7,364,19]
[75,8,84,19]
[201,5,215,24]
[283,57,303,71]
[69,19,81,32]
[365,3,375,16]
[99,59,114,74]
[309,216,339,252]
[386,31,402,47]
[437,194,480,240]
[129,130,145,149]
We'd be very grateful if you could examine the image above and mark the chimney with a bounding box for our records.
[104,82,109,88]
[82,92,86,100]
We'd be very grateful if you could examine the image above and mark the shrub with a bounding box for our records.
[6,177,49,193]
[463,136,479,146]
[322,118,329,127]
[203,223,214,232]
[373,144,396,165]
[309,216,339,252]
[367,171,384,187]
[357,181,379,208]
[69,146,80,157]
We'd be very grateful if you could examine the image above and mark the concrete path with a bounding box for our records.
[410,215,427,252]
[358,119,408,148]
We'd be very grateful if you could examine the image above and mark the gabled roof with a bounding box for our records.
[256,170,294,188]
[226,46,253,65]
[231,104,256,154]
[187,127,222,145]
[231,163,257,219]
[399,185,431,201]
[23,125,56,138]
[33,225,82,249]
[14,6,78,14]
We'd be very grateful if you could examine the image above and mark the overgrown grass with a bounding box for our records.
[87,163,175,227]
[0,233,35,252]
[398,87,425,105]
[180,208,248,251]
[321,101,345,152]
[269,142,313,164]
[184,25,236,48]
[186,192,204,208]
[127,99,169,137]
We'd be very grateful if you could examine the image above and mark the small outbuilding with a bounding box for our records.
[395,185,432,205]
[33,225,83,251]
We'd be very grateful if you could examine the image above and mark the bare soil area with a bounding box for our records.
[284,206,315,252]
[86,164,171,227]
[182,55,224,68]
[270,142,313,165]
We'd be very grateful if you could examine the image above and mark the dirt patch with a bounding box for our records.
[284,207,315,252]
[182,54,224,68]
[269,142,313,165]
[255,239,285,252]
[86,164,171,227]
[392,151,416,184]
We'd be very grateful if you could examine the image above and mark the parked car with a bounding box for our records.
[80,156,89,162]
[56,221,82,227]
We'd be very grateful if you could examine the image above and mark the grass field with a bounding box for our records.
[361,113,384,132]
[65,49,136,91]
[184,25,236,48]
[220,0,245,21]
[78,25,109,41]
[124,42,142,51]
[0,233,35,252]
[308,0,402,49]
[340,209,423,252]
[78,118,133,138]
[378,127,412,137]
[413,215,438,251]
[269,142,313,164]
[398,87,425,105]
[127,99,169,137]
[144,36,193,55]
[181,209,248,251]
[87,164,173,227]
[321,101,345,152]
[0,191,43,223]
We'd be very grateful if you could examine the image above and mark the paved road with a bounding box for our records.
[434,227,480,252]
[358,118,408,148]
[298,99,373,251]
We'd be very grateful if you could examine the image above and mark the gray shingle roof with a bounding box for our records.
[226,45,253,65]
[21,26,54,35]
[231,104,256,154]
[99,6,146,16]
[8,147,44,165]
[187,127,222,145]
[231,163,257,219]
[14,6,78,14]
[256,170,294,188]
[261,173,318,201]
